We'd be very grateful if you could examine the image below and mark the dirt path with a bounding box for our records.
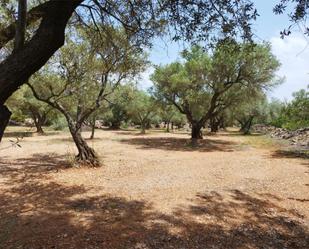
[0,128,308,248]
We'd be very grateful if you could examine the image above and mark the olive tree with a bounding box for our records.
[0,0,258,141]
[151,42,280,140]
[280,86,309,130]
[274,0,309,37]
[7,85,54,133]
[232,94,268,134]
[28,29,145,166]
[102,84,136,130]
[127,90,157,134]
[154,97,185,132]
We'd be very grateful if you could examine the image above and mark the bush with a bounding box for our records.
[120,121,130,129]
[282,120,309,131]
[50,117,68,131]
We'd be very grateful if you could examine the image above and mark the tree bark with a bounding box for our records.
[210,117,219,133]
[29,108,46,134]
[0,105,11,142]
[166,121,170,132]
[219,117,226,130]
[191,122,203,140]
[69,126,99,167]
[0,0,82,142]
[33,116,45,134]
[36,124,44,134]
[239,116,254,135]
[141,122,146,134]
[14,0,27,51]
[243,116,254,135]
[89,116,96,139]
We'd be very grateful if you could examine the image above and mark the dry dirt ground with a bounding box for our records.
[0,127,308,249]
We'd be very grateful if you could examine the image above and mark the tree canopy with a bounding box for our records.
[151,42,280,139]
[26,26,146,166]
[274,0,309,37]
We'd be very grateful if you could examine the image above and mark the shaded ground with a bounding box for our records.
[119,136,236,152]
[0,128,308,248]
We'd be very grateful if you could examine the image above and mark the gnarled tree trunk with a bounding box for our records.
[29,108,46,134]
[33,117,45,134]
[210,115,225,133]
[239,116,254,135]
[69,126,99,167]
[210,117,219,133]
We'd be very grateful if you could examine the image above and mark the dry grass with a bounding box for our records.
[0,127,308,248]
[241,133,286,149]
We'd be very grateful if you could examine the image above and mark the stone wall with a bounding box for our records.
[253,125,309,148]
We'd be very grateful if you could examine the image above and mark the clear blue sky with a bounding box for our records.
[141,0,309,101]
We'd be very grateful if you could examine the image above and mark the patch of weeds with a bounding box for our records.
[64,148,77,167]
[241,135,284,149]
[66,154,81,168]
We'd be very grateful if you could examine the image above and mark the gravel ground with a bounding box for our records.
[0,127,308,249]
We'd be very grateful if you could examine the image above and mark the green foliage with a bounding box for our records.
[281,87,309,130]
[127,90,158,132]
[155,99,187,129]
[28,26,146,130]
[241,86,309,131]
[274,0,309,37]
[258,99,286,127]
[231,93,268,133]
[0,0,16,29]
[102,84,136,129]
[6,88,27,122]
[151,42,280,137]
[50,116,68,131]
[6,85,56,125]
[171,112,187,128]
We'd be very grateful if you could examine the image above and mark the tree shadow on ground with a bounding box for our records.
[112,130,146,136]
[0,155,308,248]
[215,132,263,137]
[3,131,34,138]
[0,153,71,182]
[120,137,238,152]
[0,179,308,247]
[111,129,165,136]
[3,130,60,138]
[271,149,309,162]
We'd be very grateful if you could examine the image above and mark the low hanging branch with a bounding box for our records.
[0,0,258,143]
[0,1,82,143]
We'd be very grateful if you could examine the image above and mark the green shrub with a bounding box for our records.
[50,117,68,131]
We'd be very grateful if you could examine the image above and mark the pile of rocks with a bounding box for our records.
[253,124,309,148]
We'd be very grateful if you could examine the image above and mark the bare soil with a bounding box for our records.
[0,127,308,249]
